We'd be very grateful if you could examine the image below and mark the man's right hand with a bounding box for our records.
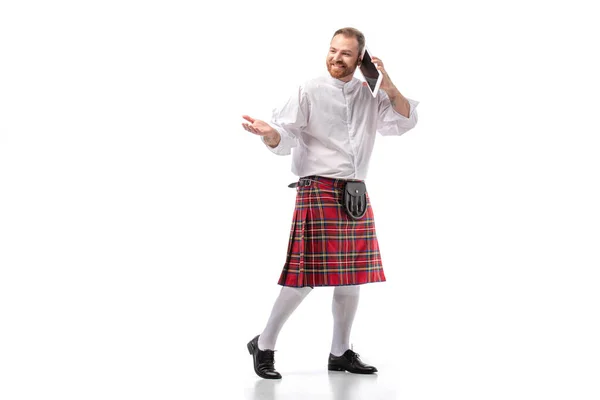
[241,115,281,147]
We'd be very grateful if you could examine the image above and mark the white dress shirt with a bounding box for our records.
[262,74,419,180]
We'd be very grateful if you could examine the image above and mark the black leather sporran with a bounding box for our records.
[343,181,367,220]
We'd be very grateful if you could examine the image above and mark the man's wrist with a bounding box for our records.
[386,87,407,109]
[264,132,281,148]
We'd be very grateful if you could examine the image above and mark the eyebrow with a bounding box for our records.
[330,47,354,55]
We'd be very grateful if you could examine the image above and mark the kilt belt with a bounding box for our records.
[289,176,368,221]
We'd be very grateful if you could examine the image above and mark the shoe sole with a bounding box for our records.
[328,365,377,374]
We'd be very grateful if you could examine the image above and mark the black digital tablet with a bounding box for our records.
[358,47,383,97]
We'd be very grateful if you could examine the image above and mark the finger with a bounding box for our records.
[242,115,255,123]
[243,123,262,135]
[372,58,384,68]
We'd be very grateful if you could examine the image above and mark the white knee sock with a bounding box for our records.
[330,285,360,356]
[258,286,312,350]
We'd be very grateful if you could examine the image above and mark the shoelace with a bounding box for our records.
[259,350,276,368]
[349,344,361,360]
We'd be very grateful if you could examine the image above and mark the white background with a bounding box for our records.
[1,0,599,399]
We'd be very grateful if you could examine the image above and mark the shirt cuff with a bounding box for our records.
[261,126,291,155]
[393,98,419,119]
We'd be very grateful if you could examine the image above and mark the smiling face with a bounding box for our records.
[326,34,361,82]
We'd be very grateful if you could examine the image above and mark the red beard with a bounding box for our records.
[327,61,355,79]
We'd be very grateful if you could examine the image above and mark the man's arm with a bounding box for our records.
[384,87,411,118]
[371,56,411,118]
[242,85,306,155]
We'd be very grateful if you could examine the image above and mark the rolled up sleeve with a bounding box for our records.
[262,86,308,156]
[376,94,419,137]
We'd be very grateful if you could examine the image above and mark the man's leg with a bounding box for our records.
[330,285,360,356]
[248,286,312,379]
[259,286,312,350]
[328,285,377,374]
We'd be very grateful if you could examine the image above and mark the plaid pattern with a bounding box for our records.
[278,176,386,287]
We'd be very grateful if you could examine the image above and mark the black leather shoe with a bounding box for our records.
[328,349,378,374]
[247,335,282,379]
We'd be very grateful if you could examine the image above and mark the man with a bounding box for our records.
[241,27,419,380]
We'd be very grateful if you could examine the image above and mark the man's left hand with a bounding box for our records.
[371,56,399,96]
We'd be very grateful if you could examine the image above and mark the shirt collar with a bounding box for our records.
[324,74,359,90]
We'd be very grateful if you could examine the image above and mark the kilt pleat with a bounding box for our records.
[278,176,386,287]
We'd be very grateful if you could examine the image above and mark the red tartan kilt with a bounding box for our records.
[278,176,386,287]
